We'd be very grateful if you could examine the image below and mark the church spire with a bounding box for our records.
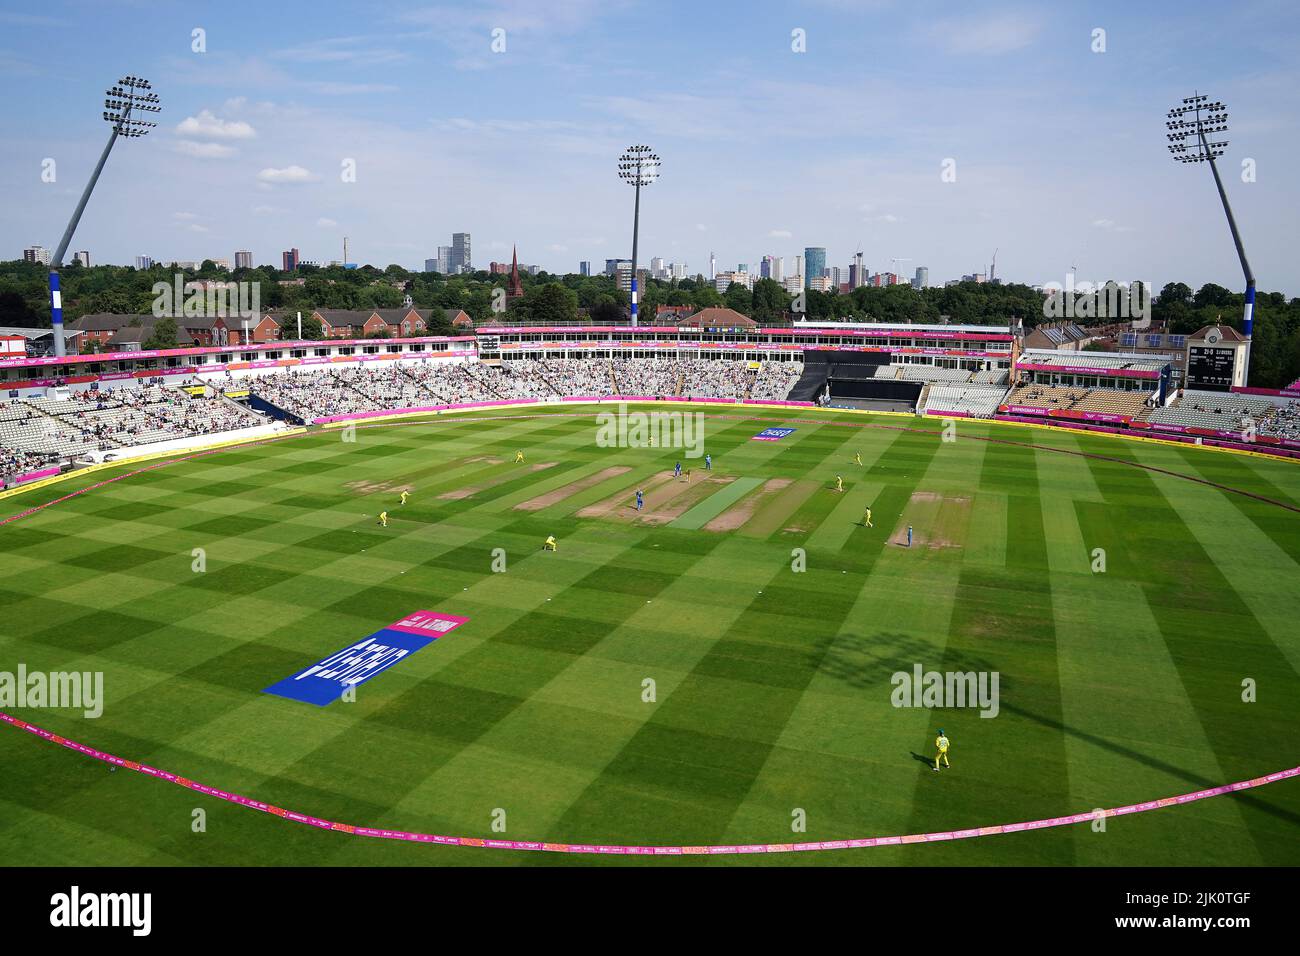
[507,245,524,299]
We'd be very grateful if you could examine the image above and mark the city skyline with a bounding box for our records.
[2,1,1298,294]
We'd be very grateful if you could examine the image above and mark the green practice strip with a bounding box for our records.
[669,476,764,530]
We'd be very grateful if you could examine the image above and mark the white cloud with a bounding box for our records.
[174,140,236,159]
[317,217,338,228]
[176,109,256,140]
[186,224,209,233]
[1092,218,1135,233]
[695,223,707,232]
[172,211,199,221]
[930,12,1043,56]
[257,165,319,184]
[768,229,793,239]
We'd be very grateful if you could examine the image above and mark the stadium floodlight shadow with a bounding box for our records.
[815,630,999,690]
[1001,700,1300,830]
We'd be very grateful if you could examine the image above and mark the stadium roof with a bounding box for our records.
[1018,348,1169,373]
[0,326,80,341]
[793,320,1010,334]
[678,307,757,328]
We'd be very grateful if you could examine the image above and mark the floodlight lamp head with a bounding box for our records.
[617,143,662,186]
[1165,92,1230,165]
[102,75,161,136]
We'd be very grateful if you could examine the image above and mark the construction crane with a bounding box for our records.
[890,257,911,284]
[990,248,998,282]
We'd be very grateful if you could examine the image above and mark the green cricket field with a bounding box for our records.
[1,404,1297,866]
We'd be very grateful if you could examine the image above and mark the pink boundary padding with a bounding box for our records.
[1,713,1295,854]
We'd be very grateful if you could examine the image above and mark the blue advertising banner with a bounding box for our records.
[264,611,468,706]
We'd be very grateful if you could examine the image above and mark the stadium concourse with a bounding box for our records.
[4,353,1300,486]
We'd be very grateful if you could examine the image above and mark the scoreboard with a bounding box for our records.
[1186,345,1236,391]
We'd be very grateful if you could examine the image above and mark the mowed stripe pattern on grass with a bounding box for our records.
[0,405,1297,866]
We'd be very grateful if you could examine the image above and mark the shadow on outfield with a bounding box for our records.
[998,700,1300,830]
[815,631,998,689]
[815,633,1300,832]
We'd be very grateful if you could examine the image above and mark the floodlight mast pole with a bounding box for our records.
[618,145,659,328]
[49,127,120,358]
[47,76,160,358]
[630,173,641,328]
[1166,92,1254,382]
[1200,123,1255,378]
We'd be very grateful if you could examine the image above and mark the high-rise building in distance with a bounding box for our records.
[579,261,591,276]
[282,248,300,271]
[135,255,154,270]
[914,266,929,289]
[234,250,253,270]
[23,245,50,266]
[73,251,90,268]
[451,233,471,273]
[803,247,826,290]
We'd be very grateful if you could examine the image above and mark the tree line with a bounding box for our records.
[1,261,1295,387]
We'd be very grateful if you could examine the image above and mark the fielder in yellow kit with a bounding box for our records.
[853,452,862,466]
[515,450,525,463]
[378,511,389,528]
[543,535,557,552]
[933,730,950,771]
[835,475,844,492]
[862,508,873,528]
[399,490,410,506]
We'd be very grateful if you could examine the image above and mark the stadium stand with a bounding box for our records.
[1003,384,1088,411]
[1146,389,1276,432]
[1068,389,1152,419]
[1260,400,1300,440]
[898,365,972,383]
[239,358,805,422]
[921,384,1007,418]
[1002,383,1154,420]
[0,386,262,478]
[971,369,1009,386]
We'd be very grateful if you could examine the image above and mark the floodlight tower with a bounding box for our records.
[1165,92,1253,380]
[617,144,660,327]
[47,76,161,357]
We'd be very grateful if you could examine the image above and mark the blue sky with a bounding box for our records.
[2,0,1298,293]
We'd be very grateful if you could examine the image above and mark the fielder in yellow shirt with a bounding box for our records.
[515,450,525,463]
[853,452,862,466]
[378,511,389,528]
[862,508,873,528]
[543,535,557,552]
[399,490,410,506]
[933,730,950,771]
[835,475,844,492]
